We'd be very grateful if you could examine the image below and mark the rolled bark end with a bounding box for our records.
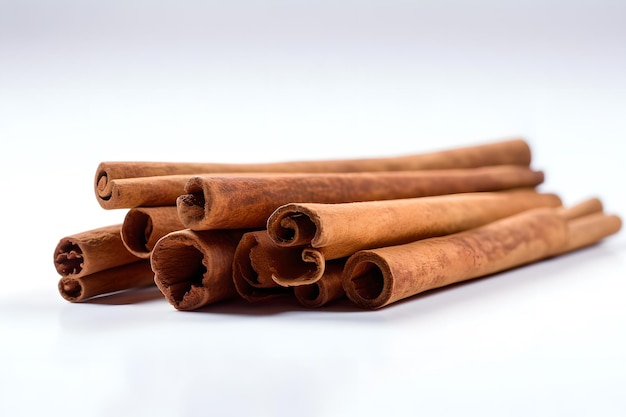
[121,210,153,258]
[58,277,83,302]
[176,177,212,229]
[54,239,84,276]
[293,260,347,307]
[151,229,242,310]
[343,256,391,309]
[267,206,319,246]
[271,248,326,287]
[158,245,206,303]
[95,166,113,200]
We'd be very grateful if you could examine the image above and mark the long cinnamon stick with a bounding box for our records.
[342,200,621,309]
[53,224,141,278]
[150,229,246,310]
[178,166,545,230]
[121,206,184,258]
[58,260,156,302]
[266,189,561,286]
[95,138,531,205]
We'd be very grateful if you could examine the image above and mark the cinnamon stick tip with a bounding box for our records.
[53,239,84,277]
[343,255,391,309]
[58,277,83,302]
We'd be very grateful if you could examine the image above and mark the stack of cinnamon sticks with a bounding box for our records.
[53,138,622,310]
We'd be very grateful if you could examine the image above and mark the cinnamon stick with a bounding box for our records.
[58,260,156,302]
[293,260,346,308]
[266,189,561,286]
[178,166,545,230]
[231,230,294,302]
[121,206,184,258]
[53,224,141,278]
[342,200,621,309]
[96,174,193,210]
[95,138,531,205]
[150,229,246,310]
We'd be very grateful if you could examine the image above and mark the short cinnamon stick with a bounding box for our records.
[96,174,194,210]
[342,200,621,309]
[58,260,156,302]
[53,224,141,278]
[121,206,185,258]
[231,231,294,302]
[178,166,545,230]
[150,229,246,310]
[95,138,531,204]
[293,260,347,308]
[267,189,561,286]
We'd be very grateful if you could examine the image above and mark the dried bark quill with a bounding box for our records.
[53,137,621,312]
[265,189,562,286]
[95,138,531,209]
[177,166,544,230]
[342,199,622,309]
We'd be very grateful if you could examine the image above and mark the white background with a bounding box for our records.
[1,1,625,416]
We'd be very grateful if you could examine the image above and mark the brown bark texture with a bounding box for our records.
[266,190,561,286]
[121,206,185,258]
[58,260,156,302]
[95,138,531,206]
[53,224,141,278]
[342,200,621,309]
[150,229,246,310]
[293,260,347,308]
[231,230,294,302]
[178,166,544,230]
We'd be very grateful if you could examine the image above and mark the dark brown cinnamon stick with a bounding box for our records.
[121,206,184,258]
[95,138,532,206]
[53,224,141,278]
[178,166,545,230]
[150,229,247,310]
[58,260,156,302]
[231,230,295,302]
[342,200,621,309]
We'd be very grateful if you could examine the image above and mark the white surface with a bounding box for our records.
[1,1,625,416]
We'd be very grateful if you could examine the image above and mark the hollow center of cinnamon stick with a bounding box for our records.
[350,261,385,300]
[156,246,207,303]
[178,192,205,209]
[61,279,82,299]
[297,283,321,302]
[275,213,317,245]
[54,241,84,276]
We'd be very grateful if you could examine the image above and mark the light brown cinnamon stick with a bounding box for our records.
[58,260,156,302]
[121,206,185,258]
[266,189,561,286]
[150,229,246,310]
[53,224,142,278]
[342,200,621,309]
[95,138,532,205]
[178,166,545,230]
